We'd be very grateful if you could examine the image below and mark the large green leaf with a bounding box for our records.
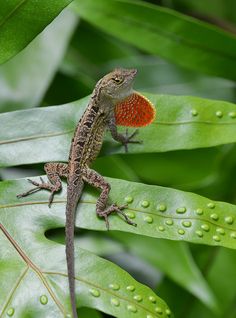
[110,233,218,311]
[70,230,217,311]
[1,93,236,167]
[0,0,73,65]
[0,184,171,318]
[0,8,77,112]
[6,176,236,249]
[73,0,236,80]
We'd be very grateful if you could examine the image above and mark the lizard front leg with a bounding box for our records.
[108,117,142,153]
[82,167,136,230]
[17,163,68,207]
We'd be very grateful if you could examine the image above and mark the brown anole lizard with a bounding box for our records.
[17,68,155,318]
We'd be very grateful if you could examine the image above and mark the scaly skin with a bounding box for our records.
[17,68,150,318]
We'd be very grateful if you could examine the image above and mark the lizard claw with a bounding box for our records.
[48,190,56,208]
[123,129,142,153]
[27,178,40,186]
[17,177,58,208]
[97,203,137,230]
[17,186,41,198]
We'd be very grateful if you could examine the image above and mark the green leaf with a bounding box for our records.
[0,0,73,65]
[72,230,217,310]
[187,248,236,318]
[120,149,221,190]
[1,93,236,167]
[7,176,236,249]
[72,0,236,80]
[93,155,140,182]
[0,8,77,112]
[79,307,102,318]
[0,182,172,318]
[110,233,218,311]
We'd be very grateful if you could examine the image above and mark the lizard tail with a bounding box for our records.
[66,183,83,318]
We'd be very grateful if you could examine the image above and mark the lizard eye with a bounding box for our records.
[112,77,123,84]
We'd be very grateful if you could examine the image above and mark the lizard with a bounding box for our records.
[17,68,156,318]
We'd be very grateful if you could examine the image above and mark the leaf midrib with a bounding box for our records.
[0,0,28,29]
[0,129,73,145]
[0,119,235,146]
[1,198,235,232]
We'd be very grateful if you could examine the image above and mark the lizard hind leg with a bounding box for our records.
[83,167,137,230]
[17,163,68,207]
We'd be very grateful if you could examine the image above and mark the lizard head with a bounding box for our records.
[99,68,137,101]
[98,68,156,127]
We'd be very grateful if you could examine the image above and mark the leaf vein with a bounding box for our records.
[0,267,29,317]
[0,0,28,29]
[0,224,66,316]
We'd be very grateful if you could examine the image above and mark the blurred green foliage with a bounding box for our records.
[1,0,236,317]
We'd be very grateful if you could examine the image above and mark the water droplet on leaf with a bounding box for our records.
[216,111,223,118]
[126,285,135,292]
[176,207,186,214]
[111,298,120,306]
[40,295,48,305]
[90,289,100,297]
[141,200,150,208]
[109,283,120,290]
[148,296,156,303]
[155,307,163,314]
[195,208,203,215]
[216,228,225,235]
[191,109,198,116]
[213,235,221,242]
[210,213,219,221]
[182,221,192,227]
[207,202,215,209]
[229,111,236,118]
[201,224,210,231]
[125,196,133,203]
[158,204,166,212]
[225,216,234,224]
[127,304,137,312]
[133,295,143,302]
[126,211,135,219]
[144,216,153,223]
[196,230,203,237]
[165,219,173,226]
[7,308,14,317]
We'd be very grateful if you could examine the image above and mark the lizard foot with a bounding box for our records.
[97,203,137,230]
[17,177,57,207]
[123,129,142,153]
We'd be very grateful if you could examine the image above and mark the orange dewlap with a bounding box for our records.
[115,92,156,127]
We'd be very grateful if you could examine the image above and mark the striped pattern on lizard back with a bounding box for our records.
[68,93,108,178]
